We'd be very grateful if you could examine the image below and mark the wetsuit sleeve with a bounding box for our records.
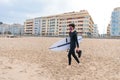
[75,32,79,48]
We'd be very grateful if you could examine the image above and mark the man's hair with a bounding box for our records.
[69,23,75,29]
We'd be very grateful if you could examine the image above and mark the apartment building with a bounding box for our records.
[24,16,59,36]
[34,16,58,36]
[10,24,24,35]
[58,10,94,37]
[107,24,110,37]
[24,19,34,35]
[0,23,24,35]
[110,7,120,36]
[34,17,41,35]
[93,24,99,38]
[24,10,95,37]
[0,24,9,34]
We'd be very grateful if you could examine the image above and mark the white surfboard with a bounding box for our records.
[49,36,82,51]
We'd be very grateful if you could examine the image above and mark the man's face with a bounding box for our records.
[69,26,73,32]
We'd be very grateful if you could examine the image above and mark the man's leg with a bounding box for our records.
[68,51,72,65]
[72,52,80,64]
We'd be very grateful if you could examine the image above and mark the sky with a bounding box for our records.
[0,0,120,34]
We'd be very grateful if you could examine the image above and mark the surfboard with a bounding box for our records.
[49,36,82,51]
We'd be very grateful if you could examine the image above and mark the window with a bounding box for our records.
[78,24,83,26]
[112,32,114,34]
[78,21,83,22]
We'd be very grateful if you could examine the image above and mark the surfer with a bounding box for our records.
[67,23,80,65]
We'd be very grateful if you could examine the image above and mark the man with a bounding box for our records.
[68,23,81,65]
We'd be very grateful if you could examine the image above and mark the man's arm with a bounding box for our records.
[75,32,79,48]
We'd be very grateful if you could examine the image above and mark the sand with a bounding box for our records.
[0,37,120,80]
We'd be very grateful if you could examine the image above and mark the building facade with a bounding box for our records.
[107,24,110,37]
[41,16,58,36]
[0,23,24,35]
[34,17,41,35]
[24,10,95,37]
[24,19,34,35]
[0,24,9,34]
[110,7,120,36]
[93,24,99,38]
[58,10,94,37]
[10,24,24,35]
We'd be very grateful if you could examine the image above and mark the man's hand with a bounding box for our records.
[76,47,79,51]
[67,49,69,52]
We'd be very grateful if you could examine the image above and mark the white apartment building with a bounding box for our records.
[0,23,24,35]
[93,24,99,38]
[110,7,120,36]
[34,17,41,35]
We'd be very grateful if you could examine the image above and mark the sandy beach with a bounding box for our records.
[0,37,120,80]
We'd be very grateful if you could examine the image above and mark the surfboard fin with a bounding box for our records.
[66,38,68,43]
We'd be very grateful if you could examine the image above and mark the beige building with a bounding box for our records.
[58,10,94,37]
[24,19,34,35]
[24,10,95,37]
[107,24,110,37]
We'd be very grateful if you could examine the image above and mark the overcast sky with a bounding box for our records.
[0,0,120,34]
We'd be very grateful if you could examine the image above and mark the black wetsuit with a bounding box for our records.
[68,30,80,65]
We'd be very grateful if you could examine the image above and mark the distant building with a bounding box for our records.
[24,10,96,37]
[24,19,34,35]
[100,34,107,38]
[0,23,24,35]
[0,24,9,34]
[41,16,58,36]
[107,24,110,37]
[110,7,120,36]
[34,17,42,35]
[93,24,99,38]
[24,18,41,36]
[0,22,3,25]
[57,10,95,37]
[10,24,24,35]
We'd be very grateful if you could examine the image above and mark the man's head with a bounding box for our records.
[69,23,75,28]
[69,23,75,31]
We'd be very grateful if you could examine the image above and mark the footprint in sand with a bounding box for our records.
[3,66,12,69]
